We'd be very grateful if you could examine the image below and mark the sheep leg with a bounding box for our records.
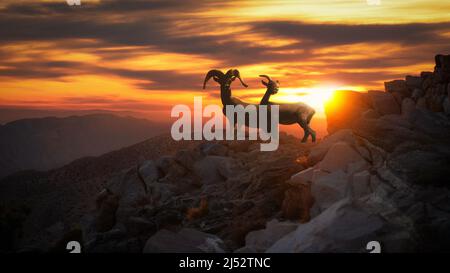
[306,111,316,142]
[308,125,316,142]
[298,119,310,143]
[306,110,315,125]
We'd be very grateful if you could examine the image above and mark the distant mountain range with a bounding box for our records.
[0,108,146,125]
[0,132,198,251]
[0,114,168,178]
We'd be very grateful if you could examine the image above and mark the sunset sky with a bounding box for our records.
[1,0,449,133]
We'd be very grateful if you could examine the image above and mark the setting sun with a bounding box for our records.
[269,86,340,117]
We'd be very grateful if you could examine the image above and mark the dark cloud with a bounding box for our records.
[99,68,204,90]
[0,15,279,66]
[2,0,228,16]
[251,21,450,47]
[0,59,205,90]
[0,60,87,79]
[0,1,300,66]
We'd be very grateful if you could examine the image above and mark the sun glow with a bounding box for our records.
[269,86,339,117]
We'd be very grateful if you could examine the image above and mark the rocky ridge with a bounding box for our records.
[3,54,450,253]
[81,136,312,252]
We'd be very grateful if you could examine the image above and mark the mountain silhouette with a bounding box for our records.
[0,114,168,178]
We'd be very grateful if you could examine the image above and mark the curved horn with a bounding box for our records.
[259,75,272,82]
[203,69,224,89]
[231,69,248,88]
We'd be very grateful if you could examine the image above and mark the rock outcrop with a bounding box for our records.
[143,228,226,253]
[266,54,450,253]
[75,134,310,253]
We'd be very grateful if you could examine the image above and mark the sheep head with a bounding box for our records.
[203,69,248,89]
[260,75,279,94]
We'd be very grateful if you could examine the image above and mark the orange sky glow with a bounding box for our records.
[0,0,449,136]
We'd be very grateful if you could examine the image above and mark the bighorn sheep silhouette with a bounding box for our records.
[259,74,279,104]
[259,74,316,142]
[203,69,316,142]
[203,69,249,106]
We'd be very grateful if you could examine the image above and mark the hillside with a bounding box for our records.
[0,132,199,252]
[0,114,168,178]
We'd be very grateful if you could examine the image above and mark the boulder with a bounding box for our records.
[311,169,349,213]
[421,73,434,90]
[409,108,450,140]
[436,54,450,70]
[444,97,450,116]
[143,228,225,253]
[324,91,371,133]
[108,170,149,225]
[281,183,314,222]
[416,97,427,110]
[405,75,422,90]
[318,142,365,172]
[425,85,446,112]
[347,159,370,175]
[349,170,372,198]
[401,98,416,118]
[158,161,188,184]
[352,114,430,152]
[307,129,355,165]
[193,156,235,185]
[391,91,404,105]
[94,190,119,232]
[267,199,412,253]
[311,169,328,182]
[387,148,450,186]
[138,160,160,188]
[147,182,174,206]
[411,88,424,101]
[155,156,176,174]
[368,91,401,115]
[428,95,445,112]
[421,71,433,79]
[361,109,380,119]
[435,54,450,82]
[384,80,410,96]
[175,149,200,171]
[289,167,314,186]
[239,219,298,253]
